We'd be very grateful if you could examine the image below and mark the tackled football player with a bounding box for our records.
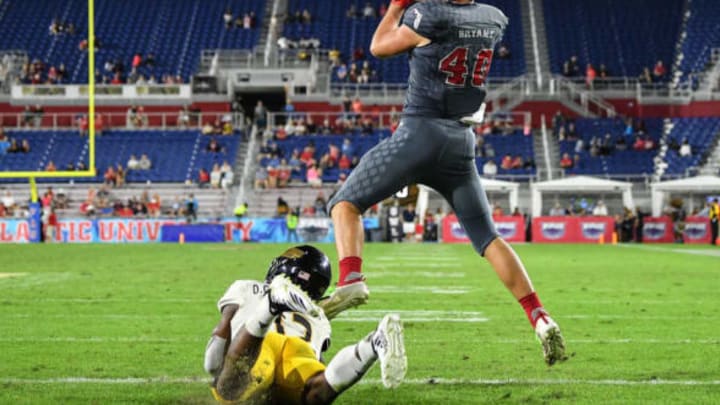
[323,0,567,366]
[204,246,407,404]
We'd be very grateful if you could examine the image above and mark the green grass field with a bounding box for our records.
[1,243,719,404]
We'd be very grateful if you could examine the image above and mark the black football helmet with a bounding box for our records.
[265,245,332,300]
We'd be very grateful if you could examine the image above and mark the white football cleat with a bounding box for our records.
[319,281,369,320]
[372,314,407,388]
[535,316,567,366]
[268,275,318,316]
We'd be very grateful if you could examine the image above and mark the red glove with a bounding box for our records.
[391,0,415,9]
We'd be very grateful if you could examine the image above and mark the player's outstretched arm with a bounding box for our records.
[370,1,430,58]
[215,327,264,402]
[204,304,238,375]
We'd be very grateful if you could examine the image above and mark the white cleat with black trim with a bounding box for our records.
[372,314,407,388]
[319,280,369,320]
[534,316,568,366]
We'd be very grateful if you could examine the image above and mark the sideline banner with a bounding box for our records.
[531,216,615,243]
[441,214,526,243]
[223,217,381,243]
[642,216,674,243]
[0,220,32,243]
[683,217,711,244]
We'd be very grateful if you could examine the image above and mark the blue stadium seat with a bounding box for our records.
[543,0,683,78]
[0,0,264,84]
[0,129,240,184]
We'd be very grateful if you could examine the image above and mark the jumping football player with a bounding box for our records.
[204,245,407,404]
[323,0,567,365]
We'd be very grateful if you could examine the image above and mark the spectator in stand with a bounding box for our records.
[644,135,656,150]
[185,194,198,223]
[592,200,609,216]
[2,190,16,215]
[241,13,252,29]
[573,154,582,169]
[132,53,142,69]
[277,159,291,188]
[127,154,140,170]
[511,155,524,169]
[566,122,578,140]
[338,154,353,171]
[353,47,365,61]
[352,97,364,116]
[267,163,279,189]
[483,159,497,177]
[301,9,312,24]
[363,2,376,18]
[497,43,511,59]
[300,144,317,167]
[336,63,348,81]
[598,64,609,79]
[223,9,233,29]
[139,154,152,170]
[633,135,645,151]
[314,192,327,216]
[178,106,191,128]
[6,139,20,154]
[616,135,627,151]
[653,61,666,81]
[585,64,596,89]
[103,165,116,185]
[549,202,566,216]
[560,153,574,169]
[254,100,267,129]
[210,164,222,188]
[198,168,210,188]
[348,63,359,83]
[306,163,322,188]
[639,67,653,85]
[115,164,126,187]
[346,4,358,18]
[253,165,269,189]
[679,138,692,157]
[207,138,223,153]
[19,139,30,153]
[500,154,513,170]
[600,133,614,156]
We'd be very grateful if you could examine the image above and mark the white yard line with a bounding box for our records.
[363,271,467,278]
[1,376,718,386]
[617,244,720,258]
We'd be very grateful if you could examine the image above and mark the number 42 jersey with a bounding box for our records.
[217,280,332,359]
[401,0,508,120]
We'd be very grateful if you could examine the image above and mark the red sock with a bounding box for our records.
[338,256,363,286]
[519,292,548,328]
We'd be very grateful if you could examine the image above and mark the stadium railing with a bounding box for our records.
[0,112,244,131]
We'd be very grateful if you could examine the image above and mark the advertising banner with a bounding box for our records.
[642,216,674,243]
[531,216,615,243]
[683,217,712,244]
[0,220,32,243]
[223,217,381,243]
[441,215,526,244]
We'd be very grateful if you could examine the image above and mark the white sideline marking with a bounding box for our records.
[1,376,719,386]
[617,244,720,258]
